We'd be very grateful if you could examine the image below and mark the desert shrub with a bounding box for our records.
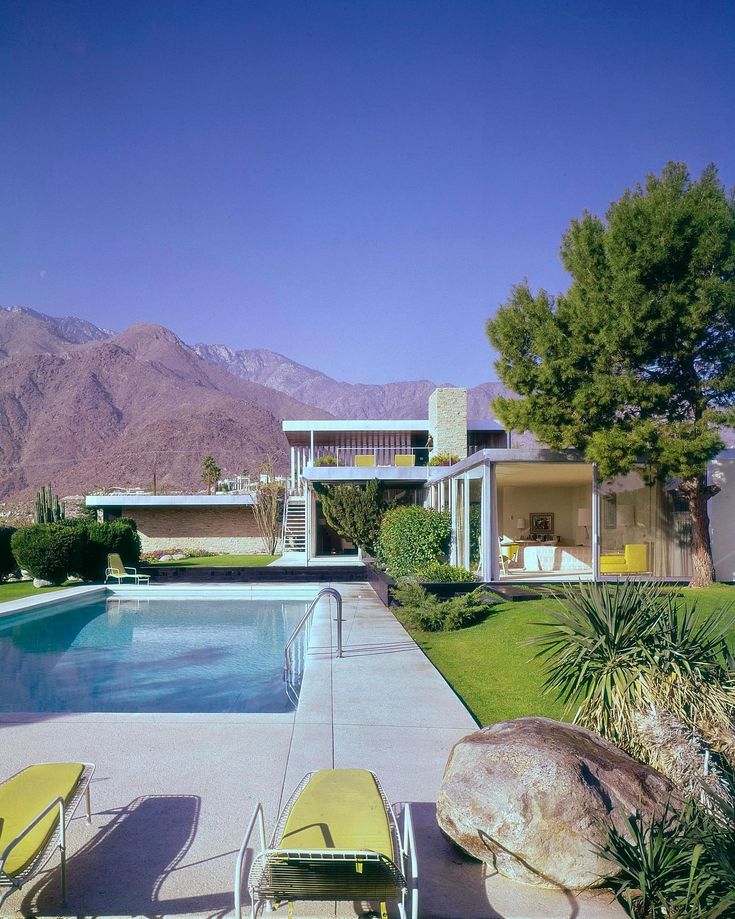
[427,453,460,466]
[315,480,389,554]
[415,561,474,583]
[314,453,339,467]
[12,524,87,584]
[0,526,17,578]
[376,506,451,577]
[80,518,141,581]
[533,579,735,797]
[598,790,735,918]
[392,581,491,632]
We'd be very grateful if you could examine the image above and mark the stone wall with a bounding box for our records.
[122,505,269,555]
[428,387,468,460]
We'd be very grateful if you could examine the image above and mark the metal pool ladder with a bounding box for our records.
[283,587,343,704]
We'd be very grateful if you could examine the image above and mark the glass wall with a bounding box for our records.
[598,472,692,578]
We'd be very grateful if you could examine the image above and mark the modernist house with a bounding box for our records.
[284,387,735,582]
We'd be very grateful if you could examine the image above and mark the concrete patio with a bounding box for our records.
[0,582,623,918]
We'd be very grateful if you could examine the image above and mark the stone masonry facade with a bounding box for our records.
[428,387,468,460]
[122,506,268,554]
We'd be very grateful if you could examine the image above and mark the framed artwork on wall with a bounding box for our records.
[530,512,554,535]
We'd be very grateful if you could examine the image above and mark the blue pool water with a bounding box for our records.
[0,595,308,713]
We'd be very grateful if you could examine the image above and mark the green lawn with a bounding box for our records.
[147,554,278,567]
[397,585,735,728]
[0,581,67,603]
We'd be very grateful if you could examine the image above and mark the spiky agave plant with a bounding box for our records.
[531,580,735,777]
[597,803,735,919]
[531,580,669,750]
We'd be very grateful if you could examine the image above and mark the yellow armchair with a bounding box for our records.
[599,543,649,574]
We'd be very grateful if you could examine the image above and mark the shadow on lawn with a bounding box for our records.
[24,793,234,917]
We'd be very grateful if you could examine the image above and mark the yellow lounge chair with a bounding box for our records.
[105,553,150,585]
[394,454,416,467]
[0,762,94,908]
[354,454,377,467]
[235,768,418,919]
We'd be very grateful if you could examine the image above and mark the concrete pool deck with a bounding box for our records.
[0,582,623,918]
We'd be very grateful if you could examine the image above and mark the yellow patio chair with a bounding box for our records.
[394,454,416,467]
[0,762,95,908]
[105,553,150,585]
[354,454,377,467]
[235,768,418,919]
[499,540,519,575]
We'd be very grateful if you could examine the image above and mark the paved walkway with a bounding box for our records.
[0,583,623,918]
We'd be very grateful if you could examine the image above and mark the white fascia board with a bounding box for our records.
[467,419,506,431]
[302,467,432,483]
[282,419,429,433]
[428,448,588,482]
[85,494,255,507]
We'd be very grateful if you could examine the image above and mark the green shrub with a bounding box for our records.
[470,505,481,566]
[80,518,141,581]
[12,524,87,584]
[392,581,492,632]
[376,505,451,577]
[416,561,474,583]
[314,453,339,467]
[427,453,460,466]
[314,480,389,554]
[0,526,17,578]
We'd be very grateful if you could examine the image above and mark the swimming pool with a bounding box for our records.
[0,591,309,713]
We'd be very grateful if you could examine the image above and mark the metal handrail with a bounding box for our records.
[283,588,343,697]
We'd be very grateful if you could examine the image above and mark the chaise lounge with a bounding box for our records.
[105,553,150,585]
[235,768,418,919]
[0,762,95,908]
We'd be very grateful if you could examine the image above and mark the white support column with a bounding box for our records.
[591,463,600,581]
[450,477,458,566]
[481,463,493,582]
[290,447,295,493]
[310,429,315,466]
[463,474,471,572]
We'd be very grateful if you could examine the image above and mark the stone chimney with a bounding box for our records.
[428,388,468,460]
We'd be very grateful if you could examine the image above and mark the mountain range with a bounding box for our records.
[0,306,504,503]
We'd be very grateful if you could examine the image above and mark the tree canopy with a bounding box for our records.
[487,162,735,585]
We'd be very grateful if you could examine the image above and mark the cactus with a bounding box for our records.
[34,484,66,524]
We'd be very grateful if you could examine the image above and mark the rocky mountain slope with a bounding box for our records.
[0,306,508,502]
[195,345,503,419]
[0,322,329,501]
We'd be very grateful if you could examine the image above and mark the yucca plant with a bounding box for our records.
[531,580,735,786]
[598,803,735,919]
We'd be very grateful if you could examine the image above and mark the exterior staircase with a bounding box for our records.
[282,494,307,554]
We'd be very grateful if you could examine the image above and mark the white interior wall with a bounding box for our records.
[499,484,591,546]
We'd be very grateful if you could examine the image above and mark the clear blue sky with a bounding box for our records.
[1,1,733,386]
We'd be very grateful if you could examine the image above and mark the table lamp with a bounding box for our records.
[516,517,526,539]
[577,508,592,545]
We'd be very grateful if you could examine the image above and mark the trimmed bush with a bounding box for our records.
[315,480,389,554]
[377,506,451,577]
[12,524,87,584]
[392,581,492,632]
[416,561,475,583]
[79,518,141,581]
[0,526,17,578]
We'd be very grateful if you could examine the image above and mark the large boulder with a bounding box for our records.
[437,717,674,889]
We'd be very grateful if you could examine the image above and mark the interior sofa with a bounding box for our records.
[599,543,649,574]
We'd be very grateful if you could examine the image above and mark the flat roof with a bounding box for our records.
[85,494,255,507]
[302,466,432,483]
[283,418,504,434]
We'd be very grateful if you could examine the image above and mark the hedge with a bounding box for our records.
[12,524,87,584]
[10,517,141,583]
[376,506,452,577]
[0,526,17,578]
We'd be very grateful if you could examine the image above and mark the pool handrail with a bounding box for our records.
[283,588,343,697]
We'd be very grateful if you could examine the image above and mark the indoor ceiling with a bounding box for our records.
[495,462,593,487]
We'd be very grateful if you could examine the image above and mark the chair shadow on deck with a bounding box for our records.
[22,793,231,917]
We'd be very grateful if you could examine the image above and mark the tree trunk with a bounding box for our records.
[680,474,719,588]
